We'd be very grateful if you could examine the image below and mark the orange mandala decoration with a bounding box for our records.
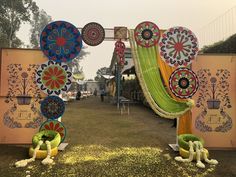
[36,61,72,95]
[40,120,66,143]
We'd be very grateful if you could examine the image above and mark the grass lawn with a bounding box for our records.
[0,96,235,177]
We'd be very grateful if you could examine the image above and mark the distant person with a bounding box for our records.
[100,89,105,102]
[76,90,81,100]
[93,88,97,96]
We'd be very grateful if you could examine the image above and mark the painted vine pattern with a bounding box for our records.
[195,69,232,132]
[3,64,44,129]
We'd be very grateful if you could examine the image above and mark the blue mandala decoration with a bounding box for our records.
[40,96,65,120]
[40,21,82,62]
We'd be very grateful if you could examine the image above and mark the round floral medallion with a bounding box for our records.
[134,21,160,47]
[169,67,199,99]
[36,61,72,95]
[82,22,105,46]
[40,21,82,62]
[40,96,65,120]
[159,26,198,67]
[40,120,66,143]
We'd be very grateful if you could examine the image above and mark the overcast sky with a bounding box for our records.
[18,0,236,79]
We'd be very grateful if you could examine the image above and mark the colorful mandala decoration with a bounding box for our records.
[40,120,67,143]
[40,96,65,120]
[134,21,160,47]
[40,21,82,62]
[169,68,199,99]
[36,60,72,95]
[115,40,126,65]
[82,22,105,46]
[159,26,199,67]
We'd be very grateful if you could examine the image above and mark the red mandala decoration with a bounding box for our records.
[82,22,105,46]
[36,60,72,95]
[169,68,199,99]
[159,26,199,67]
[40,120,66,143]
[134,21,160,47]
[115,40,126,65]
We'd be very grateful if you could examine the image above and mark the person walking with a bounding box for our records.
[76,90,81,100]
[100,89,105,102]
[93,88,97,96]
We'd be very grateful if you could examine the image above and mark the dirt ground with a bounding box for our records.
[0,96,235,177]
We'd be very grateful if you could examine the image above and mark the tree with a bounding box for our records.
[0,32,9,47]
[94,67,111,81]
[201,33,236,53]
[0,0,39,48]
[30,9,52,48]
[66,47,90,81]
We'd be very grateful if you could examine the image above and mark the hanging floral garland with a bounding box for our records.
[115,40,126,65]
[175,140,218,168]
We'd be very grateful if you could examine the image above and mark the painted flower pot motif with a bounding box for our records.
[207,99,221,109]
[16,95,32,105]
[206,77,221,109]
[195,69,232,132]
[14,72,33,105]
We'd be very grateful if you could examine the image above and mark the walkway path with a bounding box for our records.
[64,96,176,148]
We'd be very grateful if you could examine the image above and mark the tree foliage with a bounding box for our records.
[0,0,38,48]
[201,33,236,53]
[30,9,52,48]
[94,67,111,81]
[66,47,90,80]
